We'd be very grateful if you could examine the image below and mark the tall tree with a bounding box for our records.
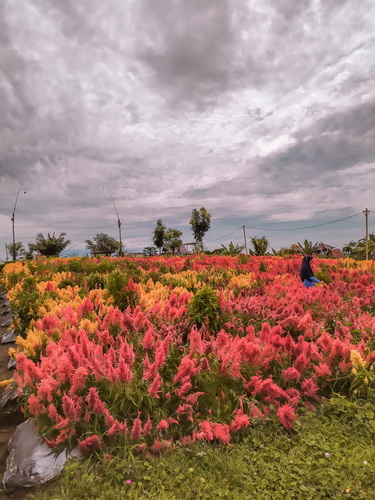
[250,236,269,256]
[189,207,211,249]
[5,242,25,260]
[153,219,166,254]
[31,232,71,257]
[85,233,120,255]
[163,228,183,254]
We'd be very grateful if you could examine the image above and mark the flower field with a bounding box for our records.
[2,255,375,458]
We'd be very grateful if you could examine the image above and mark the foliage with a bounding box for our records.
[163,228,183,254]
[6,241,25,260]
[189,208,211,248]
[343,233,375,260]
[187,285,223,333]
[3,255,375,466]
[152,219,166,254]
[220,241,245,256]
[249,236,269,256]
[297,240,319,255]
[29,398,375,500]
[85,233,120,256]
[31,232,71,257]
[143,246,157,257]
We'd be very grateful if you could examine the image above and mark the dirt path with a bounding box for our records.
[0,289,29,499]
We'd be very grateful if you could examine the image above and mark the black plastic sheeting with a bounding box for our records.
[2,328,16,344]
[3,420,79,492]
[1,318,12,328]
[7,357,17,370]
[0,387,19,409]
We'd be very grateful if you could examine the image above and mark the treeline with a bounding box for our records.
[5,208,375,260]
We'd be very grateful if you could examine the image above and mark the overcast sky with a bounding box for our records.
[1,0,374,259]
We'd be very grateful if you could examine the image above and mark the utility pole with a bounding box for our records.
[11,185,26,261]
[363,208,370,260]
[242,225,248,255]
[104,186,123,257]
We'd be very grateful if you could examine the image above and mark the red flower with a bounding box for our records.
[314,363,332,378]
[230,409,251,433]
[157,419,169,431]
[277,404,298,429]
[212,423,231,444]
[131,412,142,440]
[148,372,161,398]
[78,435,102,456]
[282,367,301,382]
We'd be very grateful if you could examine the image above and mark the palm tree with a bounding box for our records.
[250,236,269,256]
[297,239,319,255]
[31,232,71,257]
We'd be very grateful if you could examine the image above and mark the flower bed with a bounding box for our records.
[2,255,375,456]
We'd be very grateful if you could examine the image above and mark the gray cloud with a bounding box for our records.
[1,0,375,258]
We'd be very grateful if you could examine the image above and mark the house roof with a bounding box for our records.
[315,242,335,251]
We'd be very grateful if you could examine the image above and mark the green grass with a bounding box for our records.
[27,397,375,500]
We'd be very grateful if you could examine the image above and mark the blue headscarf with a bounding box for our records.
[299,255,314,282]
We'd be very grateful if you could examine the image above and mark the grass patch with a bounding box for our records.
[26,397,375,500]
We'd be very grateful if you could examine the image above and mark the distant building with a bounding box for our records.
[314,242,344,258]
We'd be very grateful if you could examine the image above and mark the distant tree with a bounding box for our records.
[163,228,183,254]
[190,208,211,250]
[143,246,157,257]
[220,241,245,256]
[272,247,290,257]
[250,236,269,256]
[85,233,120,255]
[5,242,25,260]
[31,232,71,257]
[153,219,166,255]
[343,233,375,260]
[297,239,319,255]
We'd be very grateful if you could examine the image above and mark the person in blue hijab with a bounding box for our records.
[299,255,320,288]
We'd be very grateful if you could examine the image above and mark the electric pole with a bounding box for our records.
[243,226,248,255]
[11,185,26,261]
[363,208,370,260]
[104,186,123,257]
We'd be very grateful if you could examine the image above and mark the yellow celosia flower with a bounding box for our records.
[79,318,99,334]
[350,350,366,369]
[0,378,14,388]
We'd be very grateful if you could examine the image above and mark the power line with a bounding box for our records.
[206,227,243,243]
[244,212,363,232]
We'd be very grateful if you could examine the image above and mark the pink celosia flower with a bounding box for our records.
[78,435,102,456]
[212,423,231,444]
[282,367,301,382]
[230,409,251,433]
[86,387,106,415]
[277,404,298,429]
[69,366,89,395]
[157,419,169,431]
[175,381,192,397]
[314,362,332,378]
[148,372,161,398]
[130,412,142,440]
[143,415,152,437]
[184,392,205,405]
